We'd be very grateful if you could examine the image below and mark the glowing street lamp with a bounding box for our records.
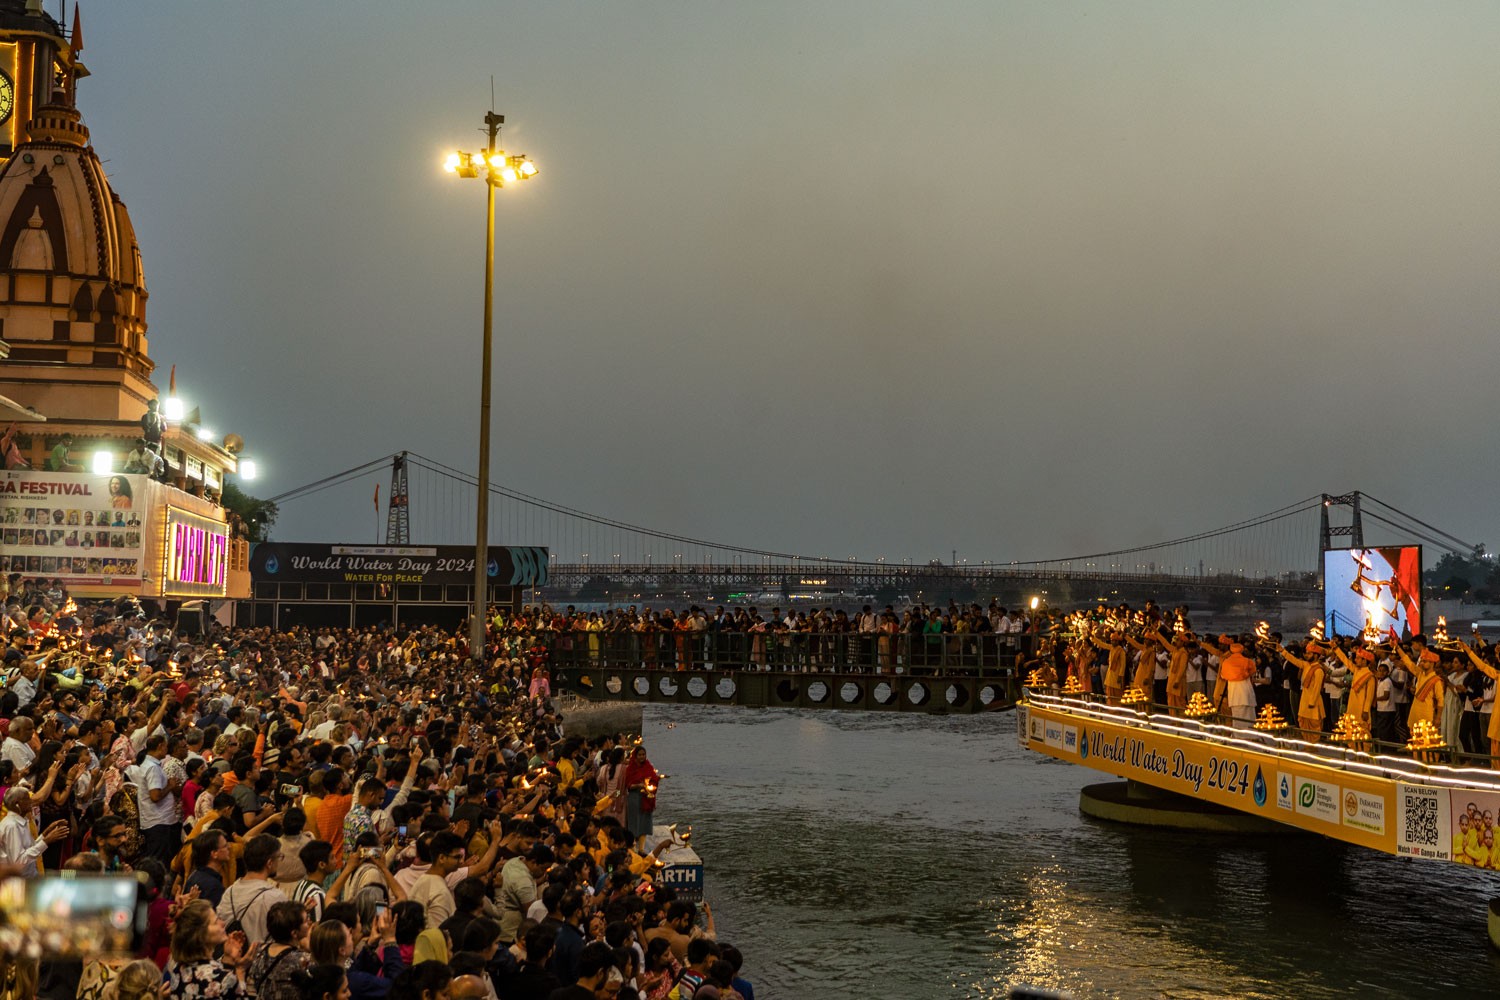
[444,109,538,662]
[238,459,259,481]
[90,450,113,475]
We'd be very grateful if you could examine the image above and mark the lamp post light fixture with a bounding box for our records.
[444,109,538,662]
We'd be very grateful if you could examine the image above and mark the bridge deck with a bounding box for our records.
[1022,692,1500,866]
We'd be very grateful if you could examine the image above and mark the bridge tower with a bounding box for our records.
[1319,492,1364,551]
[384,452,410,545]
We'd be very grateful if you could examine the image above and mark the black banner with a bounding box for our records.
[249,543,549,587]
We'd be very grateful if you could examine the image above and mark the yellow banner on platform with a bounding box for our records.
[1018,701,1476,863]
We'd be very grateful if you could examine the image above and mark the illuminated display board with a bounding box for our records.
[1323,546,1422,639]
[163,507,229,597]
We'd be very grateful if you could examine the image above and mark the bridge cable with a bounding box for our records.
[403,453,812,561]
[266,454,399,505]
[407,450,1322,570]
[1360,494,1475,553]
[1358,510,1467,557]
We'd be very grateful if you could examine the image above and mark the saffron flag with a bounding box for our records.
[168,364,176,394]
[374,484,380,510]
[71,5,82,57]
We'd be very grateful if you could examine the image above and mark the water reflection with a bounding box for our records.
[645,705,1500,999]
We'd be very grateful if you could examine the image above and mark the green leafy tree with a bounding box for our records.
[1423,546,1492,598]
[221,480,279,542]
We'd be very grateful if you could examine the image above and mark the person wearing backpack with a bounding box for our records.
[216,833,289,945]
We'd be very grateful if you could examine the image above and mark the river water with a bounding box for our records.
[643,704,1500,999]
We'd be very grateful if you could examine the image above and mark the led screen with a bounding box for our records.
[1323,546,1422,639]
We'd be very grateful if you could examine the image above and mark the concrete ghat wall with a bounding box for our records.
[557,696,644,739]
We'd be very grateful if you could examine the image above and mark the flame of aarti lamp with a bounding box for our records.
[1405,720,1446,752]
[1253,705,1289,731]
[1331,715,1370,743]
[1184,692,1214,718]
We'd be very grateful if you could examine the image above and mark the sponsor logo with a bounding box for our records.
[1079,730,1090,760]
[1043,721,1065,749]
[1342,790,1386,836]
[1277,773,1294,811]
[1062,725,1079,755]
[1295,777,1340,824]
[1252,767,1267,807]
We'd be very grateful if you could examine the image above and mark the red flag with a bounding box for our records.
[168,364,176,394]
[374,484,380,510]
[71,5,82,56]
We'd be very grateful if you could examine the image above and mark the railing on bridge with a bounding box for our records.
[536,632,1030,714]
[536,630,1032,675]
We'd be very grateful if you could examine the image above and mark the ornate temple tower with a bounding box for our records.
[0,0,153,423]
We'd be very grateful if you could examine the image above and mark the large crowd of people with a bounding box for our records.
[0,573,754,1000]
[484,602,1038,674]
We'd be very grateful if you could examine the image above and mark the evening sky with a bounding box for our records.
[80,2,1499,567]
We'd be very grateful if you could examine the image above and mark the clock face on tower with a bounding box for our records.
[0,70,12,126]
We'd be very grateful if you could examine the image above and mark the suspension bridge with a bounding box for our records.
[262,452,1477,607]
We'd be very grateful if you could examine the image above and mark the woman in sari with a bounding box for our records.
[622,745,659,843]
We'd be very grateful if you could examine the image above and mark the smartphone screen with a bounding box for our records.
[0,874,144,957]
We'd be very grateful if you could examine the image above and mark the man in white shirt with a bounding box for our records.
[409,832,465,929]
[135,734,181,863]
[7,661,37,710]
[1,716,36,777]
[1372,662,1396,744]
[395,817,504,895]
[0,787,68,877]
[310,704,343,741]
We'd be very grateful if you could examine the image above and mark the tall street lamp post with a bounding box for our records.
[444,111,537,662]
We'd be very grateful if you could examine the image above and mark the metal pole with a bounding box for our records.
[471,111,501,663]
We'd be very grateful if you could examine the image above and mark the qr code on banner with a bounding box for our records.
[1402,791,1440,847]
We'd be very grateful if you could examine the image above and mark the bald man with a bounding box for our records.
[448,976,488,1000]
